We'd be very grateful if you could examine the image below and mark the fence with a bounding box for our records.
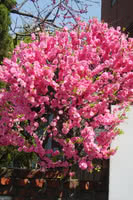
[0,160,109,200]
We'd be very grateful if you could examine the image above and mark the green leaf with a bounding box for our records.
[73,87,77,94]
[114,127,124,135]
[66,138,70,143]
[89,103,95,108]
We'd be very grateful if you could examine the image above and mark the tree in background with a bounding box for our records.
[10,0,99,36]
[0,0,16,62]
[0,19,133,173]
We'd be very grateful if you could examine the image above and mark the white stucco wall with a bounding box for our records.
[109,106,133,200]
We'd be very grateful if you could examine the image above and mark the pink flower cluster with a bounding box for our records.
[0,18,133,171]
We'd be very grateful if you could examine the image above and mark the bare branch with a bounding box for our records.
[16,0,29,11]
[10,0,100,35]
[11,9,40,20]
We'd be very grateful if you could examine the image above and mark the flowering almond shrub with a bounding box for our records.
[0,18,133,171]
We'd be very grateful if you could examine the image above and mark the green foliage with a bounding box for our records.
[0,0,16,10]
[0,0,16,63]
[0,146,38,168]
[0,81,6,89]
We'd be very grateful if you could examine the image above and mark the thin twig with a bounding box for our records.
[16,0,29,11]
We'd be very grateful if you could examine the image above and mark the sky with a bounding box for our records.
[84,0,101,20]
[11,0,101,33]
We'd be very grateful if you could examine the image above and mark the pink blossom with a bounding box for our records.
[69,172,75,177]
[79,160,88,170]
[0,18,133,172]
